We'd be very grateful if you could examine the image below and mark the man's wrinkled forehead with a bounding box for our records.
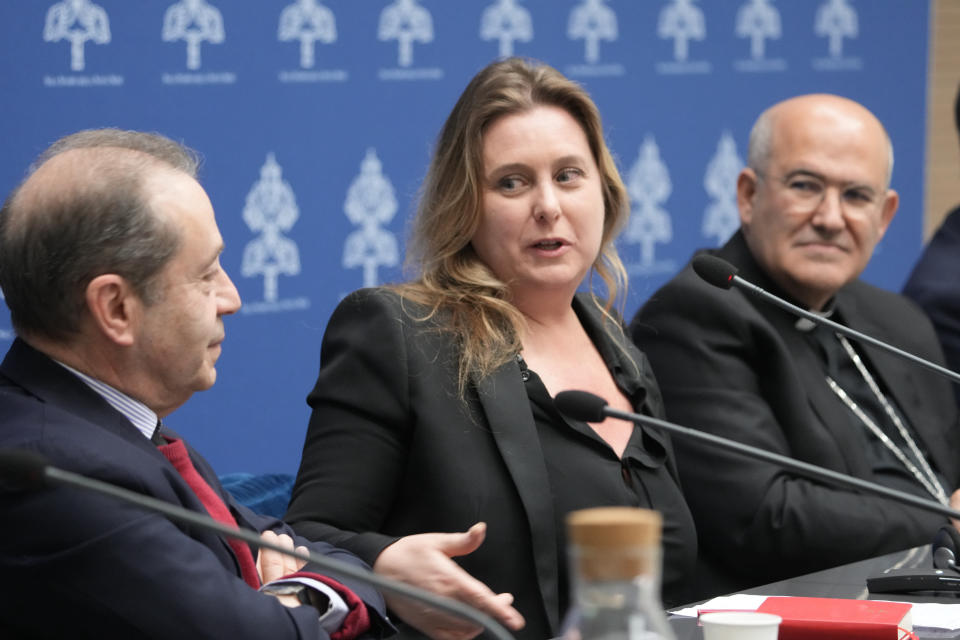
[763,94,893,187]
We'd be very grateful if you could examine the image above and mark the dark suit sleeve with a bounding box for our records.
[631,269,950,586]
[903,206,960,378]
[286,289,413,566]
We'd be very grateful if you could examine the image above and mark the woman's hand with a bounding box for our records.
[373,522,526,640]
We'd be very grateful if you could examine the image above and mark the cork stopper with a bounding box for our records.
[567,507,662,580]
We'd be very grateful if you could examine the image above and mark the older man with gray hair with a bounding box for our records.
[0,129,390,639]
[631,94,960,599]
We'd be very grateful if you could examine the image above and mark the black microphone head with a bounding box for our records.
[692,254,738,290]
[934,546,958,572]
[554,390,608,423]
[934,524,960,562]
[0,449,49,491]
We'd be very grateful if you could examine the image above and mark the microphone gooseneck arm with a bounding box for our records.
[31,462,515,640]
[553,390,960,522]
[602,406,960,521]
[732,275,960,386]
[691,254,960,386]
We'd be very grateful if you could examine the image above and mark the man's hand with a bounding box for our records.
[257,530,309,584]
[373,522,525,640]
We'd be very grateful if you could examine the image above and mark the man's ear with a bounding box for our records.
[85,274,140,346]
[875,188,899,240]
[737,168,759,229]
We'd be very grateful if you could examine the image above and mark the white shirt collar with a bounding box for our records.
[794,298,837,332]
[55,361,159,439]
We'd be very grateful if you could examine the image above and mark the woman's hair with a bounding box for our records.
[395,57,631,393]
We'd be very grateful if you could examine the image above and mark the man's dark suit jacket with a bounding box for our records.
[904,204,960,398]
[631,230,960,599]
[0,338,389,639]
[286,288,695,640]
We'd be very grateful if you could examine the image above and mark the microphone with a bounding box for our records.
[934,526,960,572]
[0,449,515,640]
[691,254,960,386]
[691,253,737,290]
[865,524,960,594]
[553,390,960,523]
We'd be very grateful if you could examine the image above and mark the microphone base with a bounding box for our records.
[866,568,960,594]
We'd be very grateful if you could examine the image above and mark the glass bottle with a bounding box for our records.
[562,507,677,640]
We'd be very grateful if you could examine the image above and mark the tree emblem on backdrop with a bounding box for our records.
[342,149,399,287]
[624,136,673,270]
[815,0,857,59]
[568,0,618,64]
[736,0,781,60]
[480,0,533,59]
[278,0,336,69]
[702,132,744,246]
[379,0,433,68]
[162,0,224,70]
[658,0,705,63]
[241,154,301,304]
[44,0,110,72]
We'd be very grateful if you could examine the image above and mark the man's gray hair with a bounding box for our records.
[0,128,201,340]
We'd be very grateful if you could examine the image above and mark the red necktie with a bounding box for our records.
[158,438,261,589]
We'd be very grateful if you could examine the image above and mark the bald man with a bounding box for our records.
[631,95,960,598]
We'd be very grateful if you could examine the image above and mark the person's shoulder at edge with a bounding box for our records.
[903,208,960,293]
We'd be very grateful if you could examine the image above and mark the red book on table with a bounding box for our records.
[755,596,913,639]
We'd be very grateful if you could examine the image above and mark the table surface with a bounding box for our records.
[668,545,960,639]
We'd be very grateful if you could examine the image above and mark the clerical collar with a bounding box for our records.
[794,299,837,332]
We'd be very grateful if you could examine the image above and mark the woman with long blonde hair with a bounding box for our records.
[287,57,696,640]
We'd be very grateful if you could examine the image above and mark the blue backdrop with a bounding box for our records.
[0,0,929,476]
